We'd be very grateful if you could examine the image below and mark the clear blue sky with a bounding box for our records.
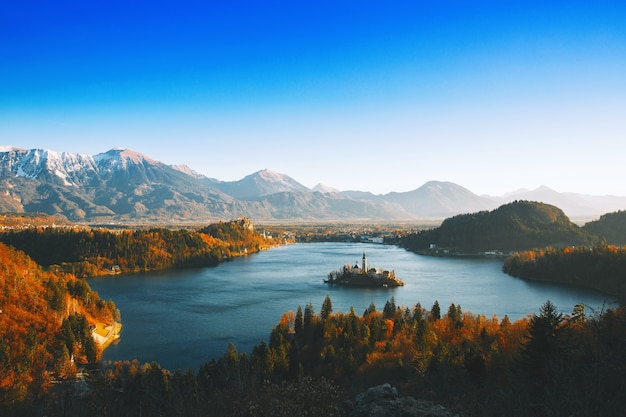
[2,1,625,195]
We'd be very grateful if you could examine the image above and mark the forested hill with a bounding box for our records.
[0,242,118,407]
[400,200,599,254]
[503,245,626,299]
[582,210,626,245]
[0,218,273,277]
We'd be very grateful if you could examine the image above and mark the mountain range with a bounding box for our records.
[1,147,624,223]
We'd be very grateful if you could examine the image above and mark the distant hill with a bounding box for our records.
[312,183,340,193]
[491,186,626,221]
[209,169,310,200]
[582,210,626,245]
[401,201,599,254]
[383,180,495,217]
[255,190,410,221]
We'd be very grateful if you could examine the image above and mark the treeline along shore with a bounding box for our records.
[0,217,278,278]
[503,245,626,299]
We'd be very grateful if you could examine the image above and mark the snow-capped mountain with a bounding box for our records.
[0,148,414,222]
[210,169,310,201]
[94,148,158,172]
[1,147,624,223]
[171,164,210,180]
[0,147,169,187]
[312,183,340,194]
[0,147,245,222]
[0,147,99,187]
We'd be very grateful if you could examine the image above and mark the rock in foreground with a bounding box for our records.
[341,383,459,417]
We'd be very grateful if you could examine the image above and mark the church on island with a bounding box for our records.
[325,252,404,287]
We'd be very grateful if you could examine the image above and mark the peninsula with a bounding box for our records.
[325,252,404,287]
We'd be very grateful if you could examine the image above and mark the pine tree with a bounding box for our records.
[85,335,97,363]
[294,306,304,335]
[447,303,463,328]
[430,300,441,321]
[321,295,333,321]
[304,302,315,331]
[519,300,566,410]
[383,296,397,319]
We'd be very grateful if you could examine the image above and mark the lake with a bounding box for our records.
[89,242,617,371]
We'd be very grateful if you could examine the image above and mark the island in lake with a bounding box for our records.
[325,252,404,287]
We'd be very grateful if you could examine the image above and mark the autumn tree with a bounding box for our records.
[571,303,585,323]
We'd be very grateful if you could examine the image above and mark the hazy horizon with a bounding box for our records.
[2,1,625,196]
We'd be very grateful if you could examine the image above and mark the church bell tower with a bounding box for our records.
[362,252,367,272]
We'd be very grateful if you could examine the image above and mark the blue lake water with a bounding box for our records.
[89,242,618,371]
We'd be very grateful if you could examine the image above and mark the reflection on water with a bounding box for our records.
[89,242,617,370]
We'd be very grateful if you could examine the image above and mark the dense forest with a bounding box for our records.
[0,242,118,410]
[23,296,625,417]
[400,201,598,254]
[582,210,626,245]
[503,245,626,298]
[0,218,272,277]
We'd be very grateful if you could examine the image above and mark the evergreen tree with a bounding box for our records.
[413,302,424,321]
[48,279,66,312]
[365,301,377,316]
[294,306,304,335]
[84,335,97,363]
[54,344,75,379]
[304,302,315,331]
[430,300,441,321]
[447,303,463,327]
[62,318,75,355]
[383,296,397,319]
[519,300,566,409]
[321,295,333,321]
